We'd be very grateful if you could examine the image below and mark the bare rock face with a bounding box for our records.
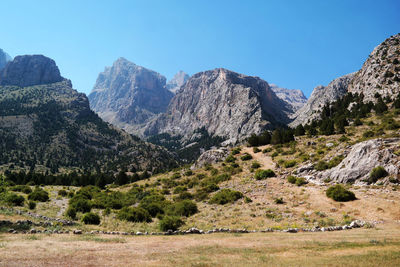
[167,71,190,94]
[191,147,229,170]
[0,49,12,70]
[88,58,174,133]
[348,34,400,102]
[270,84,307,113]
[320,139,399,184]
[144,68,292,143]
[0,55,64,87]
[290,73,355,126]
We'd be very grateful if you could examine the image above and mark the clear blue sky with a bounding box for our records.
[1,0,399,97]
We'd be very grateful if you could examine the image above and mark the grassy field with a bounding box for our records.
[1,224,400,266]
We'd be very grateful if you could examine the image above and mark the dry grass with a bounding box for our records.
[1,225,400,266]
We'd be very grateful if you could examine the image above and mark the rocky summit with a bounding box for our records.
[0,55,64,87]
[144,68,292,143]
[167,70,190,93]
[348,34,400,102]
[270,84,307,113]
[88,58,174,133]
[0,48,12,70]
[290,73,355,127]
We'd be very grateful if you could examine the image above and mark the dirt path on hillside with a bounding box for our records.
[241,145,275,169]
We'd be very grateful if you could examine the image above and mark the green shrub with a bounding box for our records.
[69,197,92,213]
[66,207,77,219]
[117,207,152,222]
[241,153,253,161]
[173,191,193,201]
[159,215,184,231]
[11,185,32,194]
[369,166,388,183]
[287,176,297,184]
[283,160,297,168]
[326,185,356,202]
[28,200,36,210]
[28,187,49,202]
[363,130,375,138]
[244,196,253,203]
[225,155,236,163]
[169,200,198,217]
[250,161,261,169]
[58,189,68,197]
[253,147,261,153]
[5,193,25,206]
[173,186,187,194]
[231,147,241,155]
[82,212,101,225]
[295,177,307,186]
[254,169,275,180]
[262,147,272,153]
[184,170,193,176]
[274,197,284,204]
[314,160,329,171]
[209,189,243,205]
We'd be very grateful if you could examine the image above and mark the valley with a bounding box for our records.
[0,30,400,266]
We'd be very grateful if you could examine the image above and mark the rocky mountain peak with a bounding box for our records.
[144,68,291,143]
[348,33,400,101]
[88,58,174,133]
[167,70,189,93]
[0,48,12,70]
[270,84,307,113]
[0,55,64,87]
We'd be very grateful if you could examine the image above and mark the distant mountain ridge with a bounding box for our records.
[270,84,307,113]
[88,58,174,134]
[167,71,190,93]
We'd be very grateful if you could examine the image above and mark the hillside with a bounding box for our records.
[0,55,177,174]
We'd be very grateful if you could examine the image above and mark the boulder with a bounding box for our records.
[191,147,228,169]
[320,138,399,184]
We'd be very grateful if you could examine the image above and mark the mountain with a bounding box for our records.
[0,55,177,174]
[0,55,63,87]
[348,34,400,101]
[289,73,355,127]
[269,84,307,113]
[144,68,292,144]
[88,58,174,134]
[0,48,12,70]
[167,71,190,93]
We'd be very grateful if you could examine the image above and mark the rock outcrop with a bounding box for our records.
[191,147,229,169]
[348,34,400,102]
[0,48,11,70]
[270,84,307,113]
[320,139,399,184]
[0,55,64,87]
[88,58,174,133]
[290,73,355,126]
[144,68,292,143]
[167,71,190,94]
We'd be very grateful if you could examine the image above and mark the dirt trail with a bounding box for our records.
[241,145,275,169]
